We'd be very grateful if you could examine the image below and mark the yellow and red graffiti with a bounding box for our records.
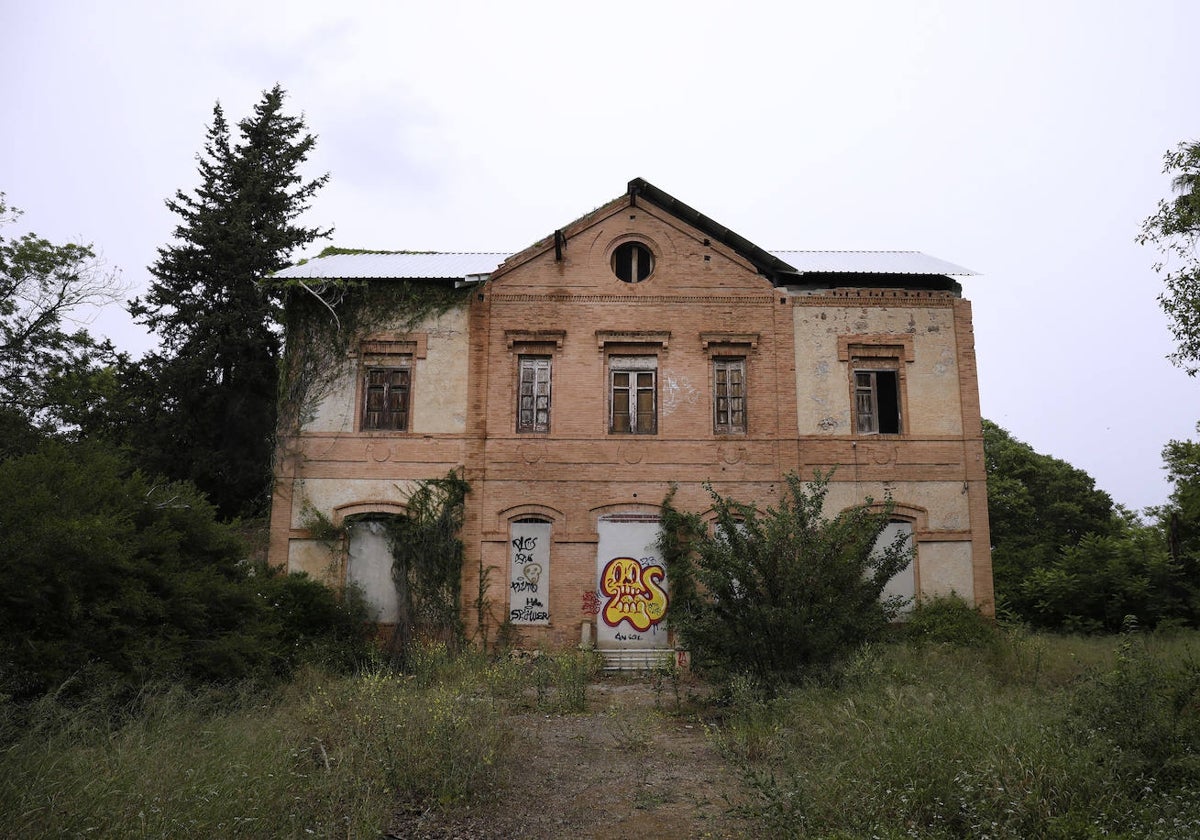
[600,556,668,631]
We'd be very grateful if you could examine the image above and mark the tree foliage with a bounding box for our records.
[0,440,369,702]
[129,86,329,518]
[0,194,122,434]
[1139,140,1200,373]
[658,471,911,685]
[983,420,1118,618]
[382,471,470,665]
[985,420,1200,631]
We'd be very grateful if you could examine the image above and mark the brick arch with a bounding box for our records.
[332,500,408,527]
[856,501,929,534]
[495,503,564,528]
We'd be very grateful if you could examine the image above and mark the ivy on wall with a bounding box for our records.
[382,471,470,665]
[274,274,471,438]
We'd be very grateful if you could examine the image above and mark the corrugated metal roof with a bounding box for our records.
[272,252,507,281]
[271,249,974,281]
[769,251,975,276]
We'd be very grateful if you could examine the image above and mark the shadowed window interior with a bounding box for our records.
[612,241,654,283]
[854,368,901,434]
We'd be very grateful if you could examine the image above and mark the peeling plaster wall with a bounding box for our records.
[823,480,971,533]
[793,303,963,436]
[301,306,470,435]
[916,541,976,601]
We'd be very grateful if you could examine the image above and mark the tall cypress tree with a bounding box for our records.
[131,86,329,518]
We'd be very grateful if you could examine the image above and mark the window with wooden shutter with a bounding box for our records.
[853,368,901,435]
[610,356,657,434]
[362,364,411,431]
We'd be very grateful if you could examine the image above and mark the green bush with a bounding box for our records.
[1070,625,1200,786]
[714,631,1200,839]
[659,471,911,686]
[904,594,998,647]
[0,441,370,701]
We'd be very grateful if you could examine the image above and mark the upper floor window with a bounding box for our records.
[713,357,747,434]
[610,355,657,434]
[362,364,411,431]
[517,355,552,433]
[854,367,901,434]
[838,336,911,437]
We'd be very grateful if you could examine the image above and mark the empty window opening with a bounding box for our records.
[855,369,901,434]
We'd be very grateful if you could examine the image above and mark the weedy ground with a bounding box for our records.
[4,630,1200,839]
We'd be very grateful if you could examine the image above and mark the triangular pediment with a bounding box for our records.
[485,179,794,295]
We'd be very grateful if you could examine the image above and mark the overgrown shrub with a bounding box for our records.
[1070,623,1200,786]
[383,470,469,665]
[715,632,1200,839]
[904,594,998,647]
[1023,529,1184,632]
[658,470,911,686]
[0,440,370,702]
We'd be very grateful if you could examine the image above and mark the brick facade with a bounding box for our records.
[268,180,994,654]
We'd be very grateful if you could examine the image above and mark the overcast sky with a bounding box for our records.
[3,1,1198,512]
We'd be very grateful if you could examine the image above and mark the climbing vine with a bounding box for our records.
[274,268,471,437]
[383,470,470,666]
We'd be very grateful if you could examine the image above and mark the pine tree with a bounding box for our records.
[131,86,329,518]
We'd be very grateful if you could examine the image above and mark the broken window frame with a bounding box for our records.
[517,355,552,433]
[712,356,747,434]
[853,365,902,435]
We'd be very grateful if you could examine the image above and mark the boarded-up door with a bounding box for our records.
[595,514,669,650]
[877,521,916,612]
[346,519,400,624]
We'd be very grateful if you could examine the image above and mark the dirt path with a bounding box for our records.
[386,678,753,839]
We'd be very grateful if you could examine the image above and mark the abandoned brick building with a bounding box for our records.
[267,178,993,665]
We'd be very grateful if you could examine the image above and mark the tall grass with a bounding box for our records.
[713,628,1200,839]
[0,645,597,839]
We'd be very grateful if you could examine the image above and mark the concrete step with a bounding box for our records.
[598,648,676,671]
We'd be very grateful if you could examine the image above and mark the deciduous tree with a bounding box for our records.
[0,194,122,439]
[983,420,1118,618]
[1140,140,1200,373]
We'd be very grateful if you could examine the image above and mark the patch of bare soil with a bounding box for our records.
[386,675,753,839]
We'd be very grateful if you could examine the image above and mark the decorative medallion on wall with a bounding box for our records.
[518,441,546,465]
[619,442,645,464]
[866,443,898,466]
[366,442,392,463]
[718,443,746,465]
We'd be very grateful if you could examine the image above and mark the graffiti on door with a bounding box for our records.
[599,556,668,632]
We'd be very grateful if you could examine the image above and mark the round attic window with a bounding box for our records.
[612,241,654,283]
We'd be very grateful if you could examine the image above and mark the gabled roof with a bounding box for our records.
[271,180,976,284]
[625,178,798,283]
